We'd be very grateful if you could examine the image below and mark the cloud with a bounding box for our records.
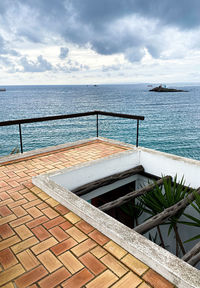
[0,35,19,56]
[1,0,200,82]
[59,47,69,59]
[20,55,53,72]
[102,64,121,72]
[57,59,89,73]
[72,0,200,30]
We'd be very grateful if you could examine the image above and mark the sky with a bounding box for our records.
[1,0,200,85]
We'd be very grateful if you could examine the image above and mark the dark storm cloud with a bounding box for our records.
[65,0,200,60]
[1,0,200,64]
[72,0,200,30]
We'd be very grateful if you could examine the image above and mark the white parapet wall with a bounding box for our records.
[50,148,140,191]
[139,146,200,188]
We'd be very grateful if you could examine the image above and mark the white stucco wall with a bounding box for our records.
[139,147,200,188]
[51,149,139,190]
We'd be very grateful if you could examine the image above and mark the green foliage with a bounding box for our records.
[139,175,193,256]
[139,175,190,234]
[120,200,144,227]
[148,232,161,246]
[120,201,144,218]
[181,191,200,243]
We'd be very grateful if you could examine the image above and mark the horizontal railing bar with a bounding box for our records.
[95,111,145,121]
[0,111,96,127]
[0,111,145,127]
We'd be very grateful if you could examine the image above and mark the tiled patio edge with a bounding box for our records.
[0,138,101,165]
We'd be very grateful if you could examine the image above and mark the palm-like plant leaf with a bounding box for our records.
[120,201,144,219]
[139,175,190,235]
[181,191,200,242]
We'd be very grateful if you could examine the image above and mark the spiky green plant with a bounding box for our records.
[148,232,162,246]
[139,175,191,256]
[120,200,144,227]
[181,191,200,243]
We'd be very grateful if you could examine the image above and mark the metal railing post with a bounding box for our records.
[136,119,139,147]
[96,113,99,137]
[18,124,23,153]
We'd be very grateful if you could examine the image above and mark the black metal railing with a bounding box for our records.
[0,110,145,153]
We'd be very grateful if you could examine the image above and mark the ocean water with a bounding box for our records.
[0,84,200,160]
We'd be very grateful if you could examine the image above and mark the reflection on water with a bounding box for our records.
[0,84,200,160]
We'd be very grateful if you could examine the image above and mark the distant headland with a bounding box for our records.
[149,85,187,92]
[0,88,6,92]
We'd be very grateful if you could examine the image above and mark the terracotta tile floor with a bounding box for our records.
[0,139,175,288]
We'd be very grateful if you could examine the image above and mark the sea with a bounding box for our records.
[0,84,200,160]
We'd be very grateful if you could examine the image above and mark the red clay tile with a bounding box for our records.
[43,216,65,229]
[38,250,62,273]
[14,224,33,240]
[23,182,34,189]
[15,265,48,288]
[75,220,94,234]
[62,268,94,288]
[0,180,9,187]
[27,207,43,218]
[8,199,28,208]
[86,269,118,288]
[80,252,106,275]
[39,267,71,288]
[10,215,33,228]
[8,185,25,193]
[89,230,109,245]
[51,237,77,256]
[11,206,27,217]
[37,202,49,210]
[0,263,25,286]
[0,199,13,207]
[0,192,10,200]
[26,216,48,229]
[71,239,97,257]
[0,223,15,239]
[31,237,58,255]
[0,206,12,216]
[42,207,59,219]
[0,248,18,269]
[55,204,70,215]
[10,191,23,200]
[50,226,69,241]
[23,192,38,201]
[0,235,21,251]
[11,236,39,254]
[22,199,42,209]
[59,220,73,230]
[59,251,83,273]
[143,269,174,288]
[17,249,40,270]
[31,225,51,241]
[66,226,87,242]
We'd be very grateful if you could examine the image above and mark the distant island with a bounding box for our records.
[149,85,187,92]
[0,88,6,92]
